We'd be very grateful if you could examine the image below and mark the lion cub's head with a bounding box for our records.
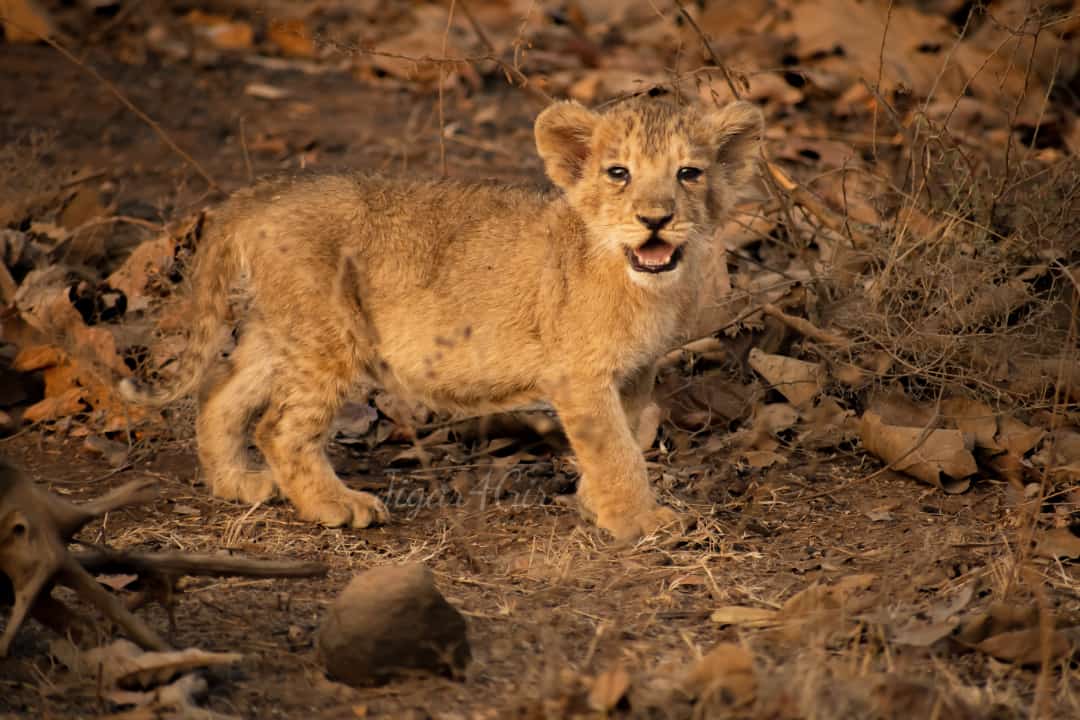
[535,92,762,285]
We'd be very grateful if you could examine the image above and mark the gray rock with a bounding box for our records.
[317,563,470,685]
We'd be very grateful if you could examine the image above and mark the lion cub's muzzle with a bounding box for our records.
[627,233,683,274]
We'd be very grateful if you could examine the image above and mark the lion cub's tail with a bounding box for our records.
[119,217,241,408]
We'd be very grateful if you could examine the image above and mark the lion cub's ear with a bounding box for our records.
[535,101,599,190]
[703,101,764,187]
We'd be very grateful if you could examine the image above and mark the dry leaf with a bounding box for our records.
[185,10,253,51]
[778,0,961,98]
[752,402,800,437]
[797,396,859,450]
[268,18,315,58]
[892,582,975,647]
[710,606,779,627]
[860,411,977,493]
[659,371,754,430]
[83,639,242,689]
[333,401,379,442]
[105,674,226,718]
[941,397,999,451]
[974,627,1074,666]
[748,349,823,410]
[1037,527,1080,560]
[588,664,631,712]
[13,293,153,429]
[95,573,138,591]
[245,83,291,100]
[1010,356,1080,403]
[957,603,1038,645]
[782,574,879,618]
[681,643,757,708]
[868,392,936,427]
[0,0,54,42]
[995,415,1044,457]
[740,449,787,468]
[83,434,130,467]
[105,233,177,313]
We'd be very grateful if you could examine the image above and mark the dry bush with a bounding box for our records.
[824,131,1080,409]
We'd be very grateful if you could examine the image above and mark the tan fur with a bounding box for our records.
[123,94,763,540]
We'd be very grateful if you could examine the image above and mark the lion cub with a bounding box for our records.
[124,93,762,540]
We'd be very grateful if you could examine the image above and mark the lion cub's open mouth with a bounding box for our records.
[627,235,683,274]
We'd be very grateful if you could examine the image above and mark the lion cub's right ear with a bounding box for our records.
[534,101,599,191]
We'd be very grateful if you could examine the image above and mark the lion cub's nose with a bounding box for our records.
[636,213,674,231]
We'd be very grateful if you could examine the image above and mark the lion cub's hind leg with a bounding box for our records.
[196,331,276,504]
[253,356,389,530]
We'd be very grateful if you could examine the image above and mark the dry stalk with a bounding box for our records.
[671,0,743,99]
[761,304,848,347]
[765,162,874,249]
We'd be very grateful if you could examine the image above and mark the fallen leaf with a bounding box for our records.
[185,10,253,51]
[106,673,213,715]
[985,452,1027,489]
[0,0,55,43]
[797,396,859,450]
[660,371,754,430]
[740,449,788,468]
[105,233,177,313]
[995,415,1044,457]
[710,606,779,627]
[244,83,291,100]
[1037,527,1080,560]
[956,603,1038,645]
[58,187,107,230]
[681,643,757,708]
[95,574,138,591]
[333,401,379,442]
[83,434,130,467]
[941,397,999,451]
[860,411,977,492]
[782,574,879,618]
[868,392,937,427]
[974,627,1074,666]
[22,386,85,423]
[778,0,961,98]
[751,402,800,437]
[892,582,975,647]
[83,639,242,689]
[748,349,823,410]
[588,664,631,712]
[268,18,315,58]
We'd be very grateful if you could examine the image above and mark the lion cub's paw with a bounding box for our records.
[599,505,685,542]
[298,489,390,529]
[211,469,276,505]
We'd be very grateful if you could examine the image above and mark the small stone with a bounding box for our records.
[317,563,470,686]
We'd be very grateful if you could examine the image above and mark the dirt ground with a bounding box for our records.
[2,1,1079,719]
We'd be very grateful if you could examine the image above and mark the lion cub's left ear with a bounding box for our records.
[703,101,764,187]
[535,101,599,191]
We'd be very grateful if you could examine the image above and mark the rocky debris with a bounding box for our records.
[317,563,470,685]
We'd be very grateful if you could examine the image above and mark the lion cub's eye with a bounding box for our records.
[606,166,630,182]
[677,166,703,183]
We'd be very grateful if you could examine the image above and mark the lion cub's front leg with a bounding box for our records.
[553,381,679,540]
